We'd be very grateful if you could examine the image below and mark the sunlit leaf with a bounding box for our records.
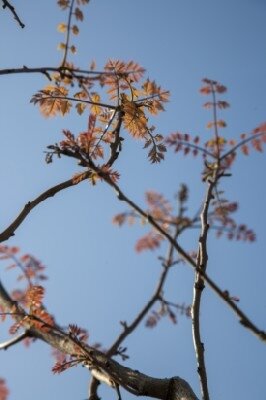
[57,23,67,33]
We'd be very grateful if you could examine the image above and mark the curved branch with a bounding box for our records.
[0,172,90,243]
[0,279,198,400]
[221,131,266,161]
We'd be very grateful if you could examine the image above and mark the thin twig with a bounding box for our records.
[0,172,90,243]
[61,0,75,67]
[2,0,25,28]
[221,131,266,162]
[191,177,216,400]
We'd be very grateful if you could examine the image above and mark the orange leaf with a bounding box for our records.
[135,232,163,252]
[241,144,249,155]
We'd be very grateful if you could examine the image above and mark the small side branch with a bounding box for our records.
[2,0,25,28]
[0,171,90,243]
[0,331,31,350]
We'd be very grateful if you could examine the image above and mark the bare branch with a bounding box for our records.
[221,131,266,161]
[0,172,90,243]
[0,331,31,350]
[191,177,216,400]
[2,0,25,28]
[60,0,75,67]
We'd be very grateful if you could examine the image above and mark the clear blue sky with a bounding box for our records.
[0,1,266,399]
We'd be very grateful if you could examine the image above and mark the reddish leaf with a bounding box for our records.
[135,232,163,252]
[0,379,9,400]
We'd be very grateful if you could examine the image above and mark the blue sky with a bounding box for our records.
[0,1,266,399]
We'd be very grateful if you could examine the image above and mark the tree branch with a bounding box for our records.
[0,66,142,78]
[191,177,216,400]
[0,172,90,243]
[2,0,25,28]
[0,331,31,350]
[0,279,199,400]
[60,0,75,67]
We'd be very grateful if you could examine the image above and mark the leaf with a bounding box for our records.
[112,213,127,226]
[200,86,211,95]
[217,100,230,109]
[72,25,79,35]
[253,122,266,134]
[60,100,72,115]
[74,7,83,21]
[70,45,77,54]
[72,172,88,184]
[57,23,67,33]
[241,144,249,155]
[88,114,96,134]
[90,93,102,115]
[25,285,45,308]
[135,232,163,252]
[252,138,263,152]
[100,166,120,184]
[76,102,86,115]
[31,85,70,118]
[216,120,227,128]
[0,378,9,400]
[203,101,213,108]
[121,95,147,137]
[68,324,88,342]
[57,42,66,51]
[215,84,227,93]
[57,0,70,10]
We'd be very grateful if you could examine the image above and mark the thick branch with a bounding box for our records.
[0,279,198,400]
[0,172,90,243]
